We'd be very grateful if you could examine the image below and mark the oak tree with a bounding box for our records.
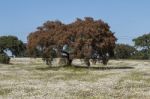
[27,17,117,66]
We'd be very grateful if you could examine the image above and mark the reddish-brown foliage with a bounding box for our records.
[27,17,117,66]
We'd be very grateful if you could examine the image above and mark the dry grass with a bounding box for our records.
[0,60,150,99]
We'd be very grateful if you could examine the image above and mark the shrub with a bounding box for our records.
[130,51,150,60]
[0,53,10,64]
[114,44,137,59]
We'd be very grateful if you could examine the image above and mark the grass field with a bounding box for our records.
[0,60,150,99]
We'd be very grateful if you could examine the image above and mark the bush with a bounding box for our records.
[114,44,137,59]
[0,53,10,64]
[130,51,150,60]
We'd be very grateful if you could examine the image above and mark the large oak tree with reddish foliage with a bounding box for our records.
[27,17,117,66]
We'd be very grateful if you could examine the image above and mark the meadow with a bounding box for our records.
[0,59,150,99]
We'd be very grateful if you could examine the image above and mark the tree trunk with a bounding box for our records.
[68,59,72,66]
[84,58,90,67]
[61,50,72,66]
[102,56,109,65]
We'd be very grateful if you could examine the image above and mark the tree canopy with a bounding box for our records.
[27,17,117,66]
[133,33,150,59]
[133,33,150,50]
[0,35,26,57]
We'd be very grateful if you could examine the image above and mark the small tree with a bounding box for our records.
[0,36,26,57]
[133,33,150,59]
[0,35,25,64]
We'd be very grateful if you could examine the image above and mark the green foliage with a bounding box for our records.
[133,33,150,50]
[131,50,150,59]
[131,52,146,59]
[114,44,137,59]
[0,35,26,57]
[133,33,150,59]
[0,53,10,64]
[0,35,26,64]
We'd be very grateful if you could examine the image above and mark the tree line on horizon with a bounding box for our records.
[114,34,150,59]
[0,17,150,64]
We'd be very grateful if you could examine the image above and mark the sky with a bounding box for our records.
[0,0,150,45]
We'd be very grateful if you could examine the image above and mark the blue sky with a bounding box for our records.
[0,0,150,45]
